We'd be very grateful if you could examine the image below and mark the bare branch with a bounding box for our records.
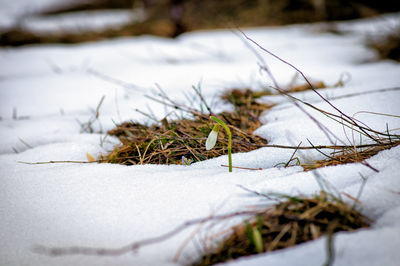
[237,29,384,143]
[33,210,261,257]
[235,29,341,145]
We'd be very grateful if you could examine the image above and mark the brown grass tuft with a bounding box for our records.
[101,88,273,165]
[302,140,400,171]
[193,191,370,266]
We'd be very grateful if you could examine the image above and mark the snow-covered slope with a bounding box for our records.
[0,8,400,266]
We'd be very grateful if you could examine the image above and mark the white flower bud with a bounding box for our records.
[205,124,220,150]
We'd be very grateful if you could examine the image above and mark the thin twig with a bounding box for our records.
[235,29,341,145]
[33,210,261,257]
[272,87,400,110]
[192,83,213,115]
[236,184,278,201]
[360,161,379,173]
[87,68,145,92]
[258,142,396,150]
[323,222,337,266]
[18,160,102,165]
[285,141,302,167]
[221,165,262,170]
[19,141,397,166]
[238,29,382,143]
[306,139,340,162]
[353,173,368,209]
[18,138,33,149]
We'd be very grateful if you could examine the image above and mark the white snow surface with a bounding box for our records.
[0,0,142,32]
[0,0,80,29]
[1,9,400,266]
[21,10,141,34]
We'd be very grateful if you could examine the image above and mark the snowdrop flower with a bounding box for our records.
[206,116,233,172]
[206,124,220,150]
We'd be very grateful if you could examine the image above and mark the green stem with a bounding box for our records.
[210,116,232,172]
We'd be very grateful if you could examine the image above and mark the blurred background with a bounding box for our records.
[1,0,399,46]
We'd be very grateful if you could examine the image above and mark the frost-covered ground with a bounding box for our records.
[1,3,400,265]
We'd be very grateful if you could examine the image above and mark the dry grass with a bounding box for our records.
[193,191,370,266]
[302,140,400,171]
[101,88,272,165]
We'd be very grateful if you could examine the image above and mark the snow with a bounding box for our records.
[0,0,143,32]
[1,5,400,266]
[0,0,79,29]
[21,10,141,34]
